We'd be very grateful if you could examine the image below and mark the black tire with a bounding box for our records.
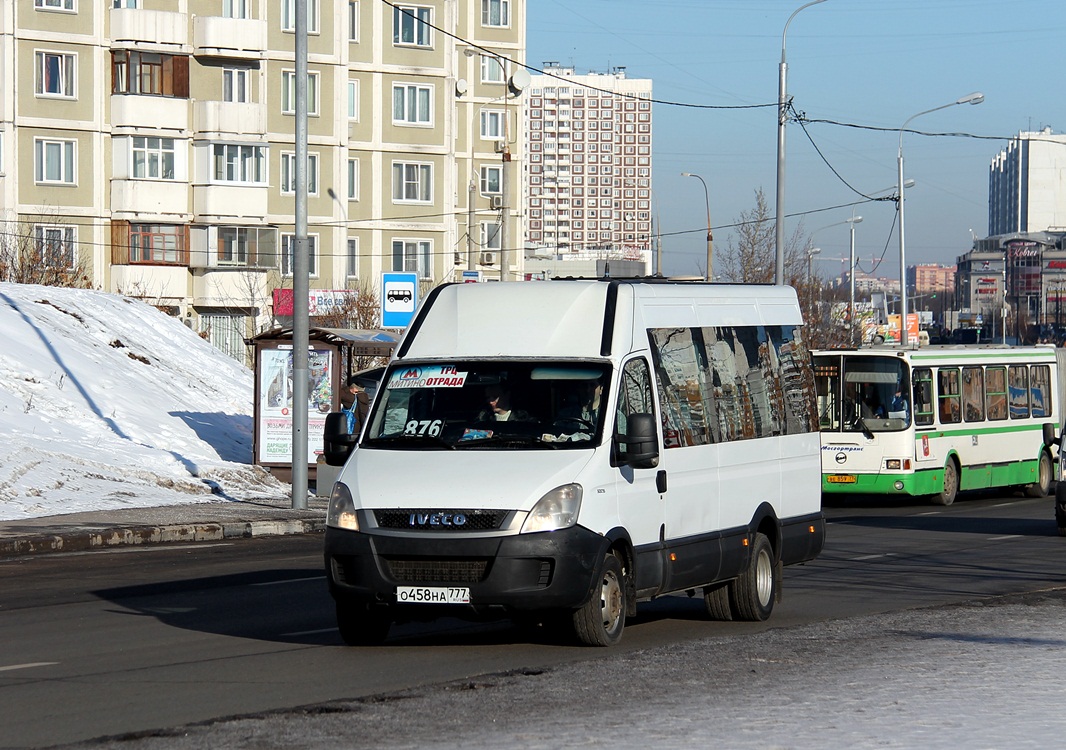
[703,582,733,621]
[336,600,391,646]
[572,552,626,646]
[729,532,776,622]
[933,458,959,506]
[1025,452,1052,498]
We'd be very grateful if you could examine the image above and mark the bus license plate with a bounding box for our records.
[826,474,857,484]
[396,586,470,604]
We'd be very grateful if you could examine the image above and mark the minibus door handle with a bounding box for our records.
[656,470,668,494]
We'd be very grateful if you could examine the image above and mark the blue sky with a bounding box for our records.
[528,0,1066,279]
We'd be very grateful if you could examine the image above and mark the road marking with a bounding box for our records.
[988,534,1022,541]
[850,553,897,561]
[0,662,58,673]
[279,628,335,637]
[252,576,326,587]
[33,544,235,559]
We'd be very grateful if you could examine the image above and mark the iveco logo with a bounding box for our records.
[408,512,467,528]
[835,452,848,465]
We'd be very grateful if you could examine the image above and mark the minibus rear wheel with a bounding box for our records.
[729,533,776,621]
[336,600,391,646]
[573,552,626,646]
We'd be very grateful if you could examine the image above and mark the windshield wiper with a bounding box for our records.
[363,434,455,450]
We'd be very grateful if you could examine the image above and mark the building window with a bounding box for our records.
[392,161,432,203]
[480,165,501,195]
[37,0,76,10]
[348,1,359,40]
[218,226,276,267]
[223,68,249,103]
[282,0,319,33]
[347,79,359,119]
[112,0,137,7]
[130,224,187,264]
[393,5,431,46]
[281,234,318,277]
[482,0,509,27]
[281,152,319,195]
[392,239,431,278]
[481,222,501,251]
[282,70,319,115]
[481,55,505,84]
[35,225,76,269]
[212,143,266,184]
[392,83,431,125]
[111,51,189,97]
[36,51,76,98]
[346,238,359,278]
[347,158,359,200]
[132,136,175,179]
[34,138,76,184]
[480,109,504,139]
[223,0,248,18]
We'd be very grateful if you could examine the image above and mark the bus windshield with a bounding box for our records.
[362,361,613,450]
[814,355,910,432]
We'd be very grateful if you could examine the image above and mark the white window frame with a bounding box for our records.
[391,161,432,203]
[348,1,359,41]
[393,4,431,47]
[112,0,137,7]
[480,54,505,84]
[392,83,432,126]
[282,0,319,33]
[391,238,432,278]
[480,109,505,139]
[482,0,509,27]
[282,70,319,116]
[35,50,76,98]
[346,237,359,278]
[479,165,501,195]
[347,157,359,200]
[481,221,502,251]
[131,136,176,180]
[211,143,267,185]
[281,151,319,196]
[282,233,318,277]
[34,137,76,185]
[223,0,248,18]
[37,0,75,11]
[223,67,250,103]
[34,224,76,269]
[347,79,359,120]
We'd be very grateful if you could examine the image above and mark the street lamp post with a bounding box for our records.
[681,172,713,280]
[898,92,984,346]
[845,215,863,346]
[775,0,827,286]
[806,246,821,319]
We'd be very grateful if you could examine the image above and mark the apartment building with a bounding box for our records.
[522,63,652,275]
[0,0,525,360]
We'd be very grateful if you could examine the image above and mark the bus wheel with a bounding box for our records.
[1025,452,1052,498]
[933,459,959,506]
[729,533,776,622]
[336,600,391,646]
[573,552,626,646]
[703,582,733,621]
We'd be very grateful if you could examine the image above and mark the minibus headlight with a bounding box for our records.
[521,484,583,534]
[326,482,359,531]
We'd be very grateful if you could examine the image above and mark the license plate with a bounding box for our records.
[396,586,470,604]
[826,474,857,484]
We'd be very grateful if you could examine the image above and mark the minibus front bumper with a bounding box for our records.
[324,525,610,614]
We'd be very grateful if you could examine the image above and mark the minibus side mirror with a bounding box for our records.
[616,413,659,469]
[1043,422,1058,449]
[323,411,358,467]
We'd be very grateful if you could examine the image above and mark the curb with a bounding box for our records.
[0,518,327,557]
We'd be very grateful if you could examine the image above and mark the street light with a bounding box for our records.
[845,215,863,346]
[775,0,828,286]
[681,172,713,280]
[897,92,984,346]
[806,247,821,319]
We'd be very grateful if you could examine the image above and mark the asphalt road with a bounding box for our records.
[2,491,1063,748]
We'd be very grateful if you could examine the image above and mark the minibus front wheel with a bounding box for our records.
[572,551,626,646]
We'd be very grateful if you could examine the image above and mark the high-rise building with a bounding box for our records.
[522,63,652,276]
[1,0,525,361]
[989,128,1066,236]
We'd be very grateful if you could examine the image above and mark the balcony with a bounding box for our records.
[191,266,271,307]
[111,265,189,302]
[194,184,268,221]
[111,95,189,133]
[111,179,190,218]
[193,16,267,60]
[110,8,187,49]
[194,101,266,137]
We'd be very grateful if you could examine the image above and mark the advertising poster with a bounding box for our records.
[258,346,333,465]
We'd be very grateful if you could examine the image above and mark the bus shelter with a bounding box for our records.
[246,327,398,482]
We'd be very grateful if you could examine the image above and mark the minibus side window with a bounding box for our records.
[615,357,655,455]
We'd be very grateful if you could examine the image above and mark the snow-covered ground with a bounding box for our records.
[0,283,287,521]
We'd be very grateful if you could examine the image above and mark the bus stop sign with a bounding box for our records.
[382,273,418,328]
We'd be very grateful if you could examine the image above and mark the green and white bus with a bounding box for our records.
[813,346,1066,505]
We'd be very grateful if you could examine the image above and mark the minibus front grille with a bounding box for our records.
[385,558,489,584]
[374,509,509,531]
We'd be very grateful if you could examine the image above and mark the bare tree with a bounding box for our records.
[315,278,387,370]
[0,216,92,288]
[717,188,807,284]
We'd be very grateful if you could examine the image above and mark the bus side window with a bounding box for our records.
[1009,366,1030,419]
[986,366,1008,421]
[913,368,933,426]
[962,367,984,422]
[937,368,961,424]
[1031,365,1052,418]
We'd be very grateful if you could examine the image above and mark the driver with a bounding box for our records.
[476,382,532,422]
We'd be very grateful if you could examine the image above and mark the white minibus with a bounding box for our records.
[323,280,825,646]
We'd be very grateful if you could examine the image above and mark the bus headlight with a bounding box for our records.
[326,482,359,531]
[521,484,582,534]
[886,459,901,470]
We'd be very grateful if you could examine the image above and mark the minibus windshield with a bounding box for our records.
[815,355,911,432]
[362,361,613,450]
